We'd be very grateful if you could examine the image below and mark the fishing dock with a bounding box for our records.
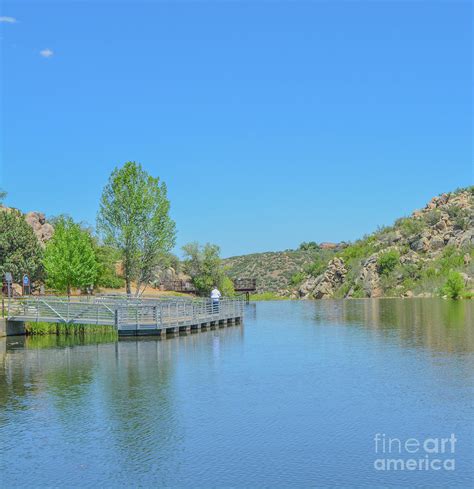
[3,295,244,337]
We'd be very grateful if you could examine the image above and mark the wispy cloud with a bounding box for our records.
[0,16,17,23]
[39,48,54,58]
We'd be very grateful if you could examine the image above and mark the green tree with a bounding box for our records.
[97,161,176,295]
[182,242,234,296]
[43,216,98,295]
[0,210,43,285]
[0,189,6,205]
[299,241,320,251]
[442,271,465,299]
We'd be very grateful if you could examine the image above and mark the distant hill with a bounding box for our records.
[223,249,330,294]
[225,187,473,299]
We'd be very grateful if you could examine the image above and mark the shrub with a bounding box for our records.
[399,263,420,280]
[94,245,124,289]
[424,210,441,226]
[395,217,425,237]
[351,284,366,298]
[220,276,235,297]
[424,266,437,279]
[446,205,462,219]
[340,240,375,264]
[290,272,306,286]
[334,281,352,299]
[377,250,400,275]
[438,246,464,273]
[304,250,334,277]
[305,260,326,277]
[453,212,470,230]
[441,271,465,299]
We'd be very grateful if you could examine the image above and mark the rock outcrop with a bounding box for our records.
[297,187,474,299]
[299,257,347,299]
[25,212,54,245]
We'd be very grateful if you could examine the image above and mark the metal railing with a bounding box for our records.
[6,295,244,332]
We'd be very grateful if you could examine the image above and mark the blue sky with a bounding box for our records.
[1,1,472,257]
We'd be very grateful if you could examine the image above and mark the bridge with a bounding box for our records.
[4,295,244,337]
[159,278,257,299]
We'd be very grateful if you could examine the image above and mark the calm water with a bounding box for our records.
[1,299,473,488]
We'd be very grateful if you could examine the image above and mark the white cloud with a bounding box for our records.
[39,48,54,58]
[0,16,17,23]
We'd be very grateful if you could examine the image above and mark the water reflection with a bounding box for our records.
[310,298,474,353]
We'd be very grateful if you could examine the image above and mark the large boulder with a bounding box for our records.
[429,236,445,251]
[24,212,54,245]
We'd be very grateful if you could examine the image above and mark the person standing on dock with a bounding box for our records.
[211,286,221,313]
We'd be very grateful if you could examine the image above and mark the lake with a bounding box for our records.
[1,299,473,488]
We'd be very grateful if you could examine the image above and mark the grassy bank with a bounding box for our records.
[25,322,117,335]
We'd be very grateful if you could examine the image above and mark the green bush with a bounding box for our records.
[304,250,335,277]
[334,281,352,299]
[395,217,425,237]
[424,266,438,279]
[351,284,366,298]
[424,210,441,226]
[340,240,375,264]
[399,263,420,280]
[220,275,235,297]
[454,213,470,230]
[290,272,306,286]
[94,245,124,289]
[446,205,462,219]
[441,271,465,299]
[377,250,400,275]
[438,246,464,273]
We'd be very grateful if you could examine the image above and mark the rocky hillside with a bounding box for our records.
[223,249,326,294]
[297,187,474,299]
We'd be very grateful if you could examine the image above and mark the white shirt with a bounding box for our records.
[211,288,222,300]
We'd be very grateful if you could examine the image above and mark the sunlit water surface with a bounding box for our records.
[1,299,473,488]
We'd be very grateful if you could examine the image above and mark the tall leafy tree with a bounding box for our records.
[0,210,43,285]
[43,216,98,295]
[97,161,176,295]
[182,242,234,297]
[0,189,6,205]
